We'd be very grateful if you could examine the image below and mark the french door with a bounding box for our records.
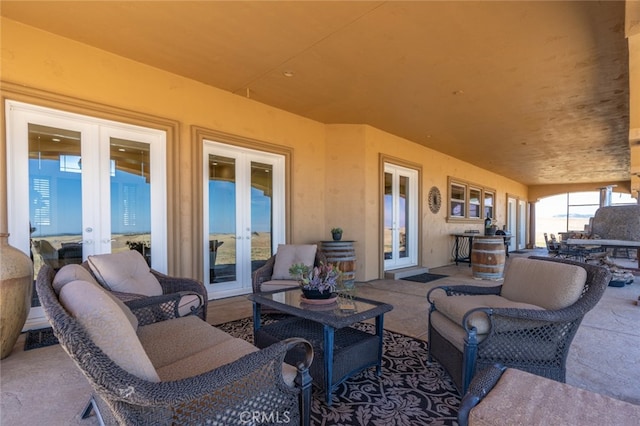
[383,163,418,270]
[6,101,167,329]
[203,141,285,298]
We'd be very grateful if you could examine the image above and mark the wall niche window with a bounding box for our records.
[447,177,496,222]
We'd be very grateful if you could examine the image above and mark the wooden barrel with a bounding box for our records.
[320,241,356,286]
[471,237,505,280]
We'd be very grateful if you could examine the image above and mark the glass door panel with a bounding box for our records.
[384,172,393,261]
[384,163,418,270]
[399,175,409,259]
[110,138,152,264]
[28,124,84,278]
[250,161,273,273]
[208,155,237,283]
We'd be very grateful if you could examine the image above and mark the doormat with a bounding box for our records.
[510,250,529,254]
[401,273,448,283]
[24,328,58,351]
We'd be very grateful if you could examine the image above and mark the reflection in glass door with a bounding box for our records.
[204,141,284,298]
[384,163,418,270]
[109,138,152,265]
[28,124,84,277]
[7,101,167,329]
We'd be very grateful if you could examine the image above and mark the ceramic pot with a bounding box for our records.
[0,233,34,359]
[301,288,334,299]
[332,232,342,241]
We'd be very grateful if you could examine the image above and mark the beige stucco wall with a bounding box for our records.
[1,17,528,283]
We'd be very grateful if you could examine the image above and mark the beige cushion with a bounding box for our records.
[432,294,543,334]
[156,337,258,381]
[430,311,487,352]
[53,264,100,294]
[469,368,640,426]
[138,315,235,369]
[87,250,162,296]
[156,336,297,387]
[261,279,302,292]
[59,280,159,382]
[271,244,317,280]
[54,265,138,330]
[177,294,203,317]
[501,257,587,310]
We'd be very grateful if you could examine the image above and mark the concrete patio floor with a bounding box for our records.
[1,249,639,425]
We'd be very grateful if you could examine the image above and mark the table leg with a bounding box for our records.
[252,303,262,336]
[375,315,384,376]
[323,324,335,406]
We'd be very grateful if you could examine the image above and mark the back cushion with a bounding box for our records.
[271,244,318,280]
[88,250,162,296]
[54,264,138,330]
[59,280,159,382]
[53,264,99,294]
[501,257,587,310]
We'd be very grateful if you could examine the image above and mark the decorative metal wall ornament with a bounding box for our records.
[428,186,442,214]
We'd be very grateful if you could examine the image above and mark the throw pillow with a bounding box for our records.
[87,250,162,296]
[271,244,317,280]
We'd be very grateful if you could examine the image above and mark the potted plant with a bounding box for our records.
[289,262,341,299]
[331,227,343,241]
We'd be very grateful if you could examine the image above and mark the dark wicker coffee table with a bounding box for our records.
[247,288,393,405]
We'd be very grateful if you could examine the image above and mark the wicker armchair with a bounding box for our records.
[78,250,208,320]
[426,256,611,394]
[36,264,314,426]
[252,245,327,293]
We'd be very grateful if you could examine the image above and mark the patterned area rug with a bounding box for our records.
[217,316,460,425]
[400,273,448,284]
[24,327,58,351]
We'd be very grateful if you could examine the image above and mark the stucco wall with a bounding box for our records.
[1,17,528,282]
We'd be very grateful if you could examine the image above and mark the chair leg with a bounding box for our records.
[81,396,105,426]
[462,329,479,395]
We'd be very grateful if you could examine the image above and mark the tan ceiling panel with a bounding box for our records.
[1,1,630,186]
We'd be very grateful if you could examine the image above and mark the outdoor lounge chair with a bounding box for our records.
[36,264,314,425]
[426,256,611,394]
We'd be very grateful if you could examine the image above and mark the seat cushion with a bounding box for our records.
[59,280,159,382]
[430,311,487,352]
[137,315,235,369]
[177,294,203,317]
[260,279,301,292]
[501,257,587,310]
[155,337,297,387]
[432,294,543,334]
[87,250,163,297]
[271,244,317,280]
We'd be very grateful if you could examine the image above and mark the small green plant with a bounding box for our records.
[289,262,341,294]
[331,227,343,234]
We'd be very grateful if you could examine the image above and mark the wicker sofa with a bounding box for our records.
[427,256,611,394]
[37,264,314,425]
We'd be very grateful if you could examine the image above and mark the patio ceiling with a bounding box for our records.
[0,1,630,187]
